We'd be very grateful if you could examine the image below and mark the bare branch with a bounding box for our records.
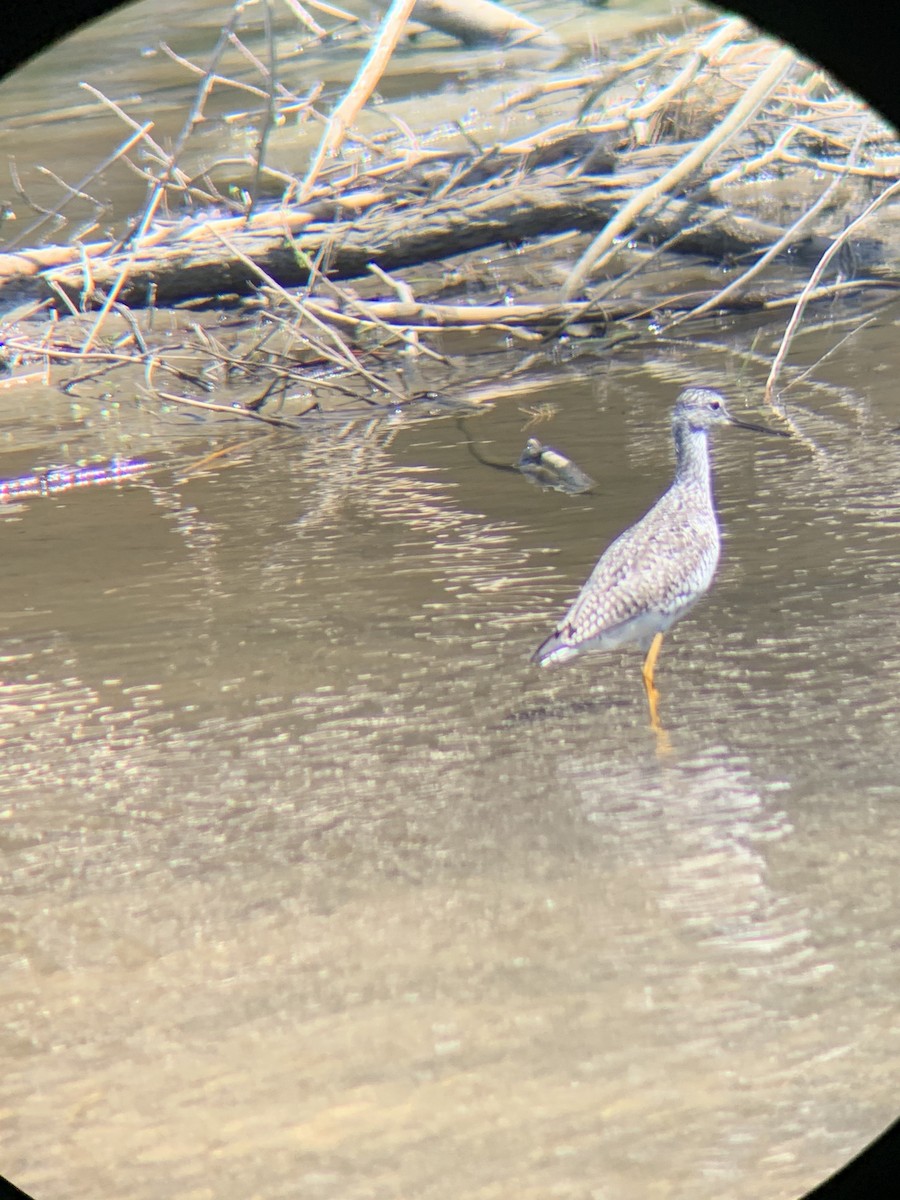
[560,45,796,299]
[294,0,418,203]
[765,176,900,402]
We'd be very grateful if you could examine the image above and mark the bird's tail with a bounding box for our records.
[530,628,579,666]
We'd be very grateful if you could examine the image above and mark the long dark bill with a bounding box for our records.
[729,416,791,437]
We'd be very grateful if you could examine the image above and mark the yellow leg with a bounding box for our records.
[641,632,666,736]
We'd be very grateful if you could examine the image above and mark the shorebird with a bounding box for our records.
[531,387,787,731]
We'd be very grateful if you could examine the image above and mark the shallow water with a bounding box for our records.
[1,3,900,1199]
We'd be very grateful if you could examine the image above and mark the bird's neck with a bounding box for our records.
[673,423,713,495]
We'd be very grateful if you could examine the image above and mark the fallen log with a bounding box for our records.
[2,8,899,418]
[3,144,886,314]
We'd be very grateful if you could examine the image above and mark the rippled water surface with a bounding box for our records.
[2,3,899,1199]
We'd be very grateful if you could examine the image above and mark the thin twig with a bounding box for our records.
[6,124,151,250]
[79,4,251,352]
[280,0,328,38]
[782,316,877,392]
[664,119,869,330]
[627,18,743,124]
[294,0,418,203]
[207,224,407,399]
[303,294,444,359]
[79,84,185,187]
[245,3,279,218]
[158,40,292,103]
[290,0,358,24]
[560,46,796,299]
[152,389,308,427]
[178,435,274,481]
[764,176,900,402]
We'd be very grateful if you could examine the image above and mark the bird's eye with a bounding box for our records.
[709,400,721,410]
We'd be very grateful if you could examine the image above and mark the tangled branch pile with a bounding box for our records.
[1,2,898,421]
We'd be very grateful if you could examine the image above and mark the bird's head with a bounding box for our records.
[673,387,788,436]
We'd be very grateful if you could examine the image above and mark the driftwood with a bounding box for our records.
[2,5,900,423]
[3,141,894,314]
[1,12,897,319]
[3,176,816,311]
[296,0,419,203]
[380,0,558,47]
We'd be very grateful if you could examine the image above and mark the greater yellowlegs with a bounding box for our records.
[531,387,787,730]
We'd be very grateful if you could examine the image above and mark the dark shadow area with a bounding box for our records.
[799,1118,900,1199]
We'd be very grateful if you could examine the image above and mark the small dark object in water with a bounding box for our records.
[515,437,595,494]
